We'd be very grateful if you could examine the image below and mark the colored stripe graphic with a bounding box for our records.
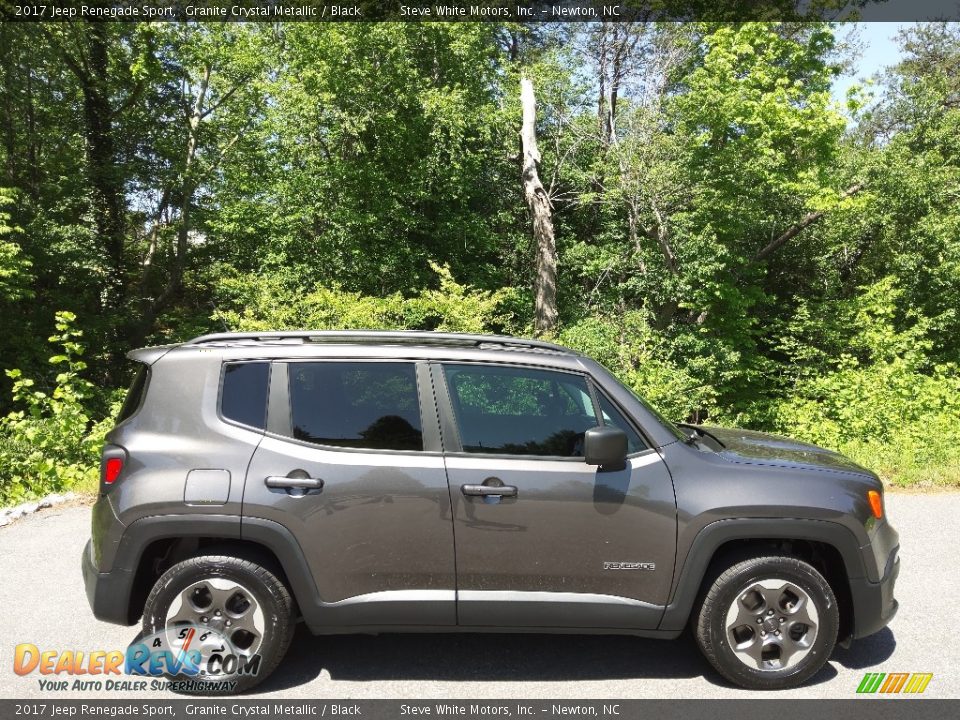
[903,673,933,694]
[880,673,909,693]
[856,673,885,693]
[857,672,933,694]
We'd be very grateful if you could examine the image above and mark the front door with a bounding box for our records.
[435,362,676,629]
[243,360,455,628]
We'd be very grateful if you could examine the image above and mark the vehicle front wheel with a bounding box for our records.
[141,554,295,695]
[693,555,839,690]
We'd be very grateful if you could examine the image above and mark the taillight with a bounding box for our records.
[104,457,124,484]
[867,489,884,519]
[100,445,127,490]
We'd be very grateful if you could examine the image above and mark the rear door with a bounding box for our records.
[242,360,455,628]
[436,362,676,630]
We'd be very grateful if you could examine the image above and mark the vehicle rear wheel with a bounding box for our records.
[142,554,295,695]
[693,555,839,690]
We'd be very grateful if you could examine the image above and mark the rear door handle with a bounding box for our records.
[461,484,518,498]
[265,476,324,490]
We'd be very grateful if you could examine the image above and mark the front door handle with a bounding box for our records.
[461,484,518,498]
[265,476,324,490]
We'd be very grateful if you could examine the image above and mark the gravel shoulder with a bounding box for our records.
[0,494,956,699]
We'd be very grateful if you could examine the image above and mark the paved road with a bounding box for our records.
[0,493,955,699]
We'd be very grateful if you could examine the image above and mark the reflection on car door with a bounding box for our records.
[435,362,676,630]
[243,361,456,628]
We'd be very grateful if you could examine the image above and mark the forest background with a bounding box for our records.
[1,20,958,502]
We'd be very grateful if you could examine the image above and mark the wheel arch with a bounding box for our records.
[115,515,318,626]
[659,518,866,642]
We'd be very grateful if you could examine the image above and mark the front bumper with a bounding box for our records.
[82,539,136,626]
[850,543,899,639]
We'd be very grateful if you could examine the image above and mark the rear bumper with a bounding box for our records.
[850,544,899,639]
[82,539,136,626]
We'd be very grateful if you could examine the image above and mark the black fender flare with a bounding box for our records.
[658,517,867,632]
[110,514,319,625]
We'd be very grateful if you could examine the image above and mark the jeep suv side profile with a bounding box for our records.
[82,331,899,693]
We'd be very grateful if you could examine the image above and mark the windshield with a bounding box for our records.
[624,386,688,441]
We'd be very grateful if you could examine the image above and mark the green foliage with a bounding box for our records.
[559,313,719,422]
[0,313,116,504]
[214,263,519,335]
[1,22,958,493]
[842,24,960,364]
[769,280,960,487]
[0,189,31,302]
[229,23,517,295]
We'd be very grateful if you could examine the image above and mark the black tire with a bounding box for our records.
[142,554,295,695]
[693,555,839,690]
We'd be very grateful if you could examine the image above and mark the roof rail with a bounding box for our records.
[183,330,576,355]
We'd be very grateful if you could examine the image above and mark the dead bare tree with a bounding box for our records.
[520,76,558,335]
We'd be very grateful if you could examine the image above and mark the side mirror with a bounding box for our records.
[584,425,628,471]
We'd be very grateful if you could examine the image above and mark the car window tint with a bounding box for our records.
[597,391,647,454]
[117,363,149,423]
[289,362,422,451]
[221,362,270,430]
[444,364,597,456]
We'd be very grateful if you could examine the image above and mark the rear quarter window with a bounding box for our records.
[220,362,270,430]
[116,363,149,424]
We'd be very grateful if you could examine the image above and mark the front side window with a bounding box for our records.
[443,364,598,457]
[289,362,423,451]
[596,391,647,454]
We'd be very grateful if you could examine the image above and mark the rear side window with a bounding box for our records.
[221,362,270,430]
[116,363,149,423]
[289,362,423,451]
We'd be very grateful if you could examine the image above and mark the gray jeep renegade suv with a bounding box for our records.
[83,331,899,693]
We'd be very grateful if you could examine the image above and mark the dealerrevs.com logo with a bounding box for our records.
[856,672,934,695]
[12,623,261,693]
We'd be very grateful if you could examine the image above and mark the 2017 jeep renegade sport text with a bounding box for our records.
[82,331,900,693]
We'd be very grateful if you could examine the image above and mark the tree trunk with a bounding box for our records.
[74,24,127,311]
[520,76,558,336]
[25,66,40,195]
[1,42,14,185]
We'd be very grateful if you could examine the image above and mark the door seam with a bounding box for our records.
[429,361,460,625]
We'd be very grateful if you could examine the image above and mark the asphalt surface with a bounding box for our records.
[0,493,955,699]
